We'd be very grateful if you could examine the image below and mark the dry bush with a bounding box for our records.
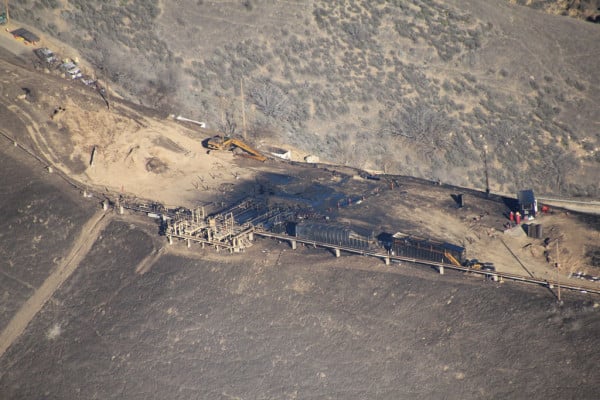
[250,80,292,120]
[388,102,455,150]
[8,0,599,197]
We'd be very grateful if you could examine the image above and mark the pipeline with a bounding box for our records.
[3,128,599,297]
[253,231,600,296]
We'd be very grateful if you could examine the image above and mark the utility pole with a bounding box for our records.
[483,144,490,198]
[556,240,561,303]
[219,96,225,128]
[105,76,111,110]
[240,77,247,140]
[4,0,9,27]
[96,66,110,110]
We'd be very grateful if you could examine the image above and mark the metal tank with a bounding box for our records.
[293,222,372,250]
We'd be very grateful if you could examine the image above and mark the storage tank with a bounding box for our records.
[383,232,465,264]
[292,222,371,249]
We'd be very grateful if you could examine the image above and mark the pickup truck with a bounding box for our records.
[34,48,58,65]
[60,61,82,79]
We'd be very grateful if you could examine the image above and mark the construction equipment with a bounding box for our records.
[444,251,463,267]
[206,135,267,162]
[463,258,495,271]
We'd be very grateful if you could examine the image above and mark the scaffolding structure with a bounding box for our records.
[165,199,287,252]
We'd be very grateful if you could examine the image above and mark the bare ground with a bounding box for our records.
[1,16,600,399]
[1,96,600,397]
[0,210,599,399]
[1,38,599,287]
[0,211,109,357]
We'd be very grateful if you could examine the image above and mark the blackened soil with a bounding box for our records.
[0,147,94,329]
[1,223,599,398]
[1,140,600,399]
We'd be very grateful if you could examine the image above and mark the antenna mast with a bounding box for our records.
[240,77,247,140]
[483,144,490,198]
[5,0,9,26]
[556,240,561,303]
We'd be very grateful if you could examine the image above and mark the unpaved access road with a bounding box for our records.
[0,211,110,357]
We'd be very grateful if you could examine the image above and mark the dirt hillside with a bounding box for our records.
[5,0,600,198]
[1,36,599,289]
[1,13,600,398]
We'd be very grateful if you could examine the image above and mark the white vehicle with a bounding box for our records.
[34,47,58,65]
[60,62,82,79]
[80,77,96,86]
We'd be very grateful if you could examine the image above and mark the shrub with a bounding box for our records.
[565,76,586,91]
[529,79,539,90]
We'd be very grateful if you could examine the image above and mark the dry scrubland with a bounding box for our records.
[2,3,600,397]
[9,0,600,197]
[1,148,599,398]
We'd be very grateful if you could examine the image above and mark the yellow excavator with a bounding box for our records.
[206,135,267,162]
[444,251,463,267]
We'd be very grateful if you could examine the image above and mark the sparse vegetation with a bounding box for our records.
[9,0,600,197]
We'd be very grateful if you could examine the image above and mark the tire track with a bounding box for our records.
[0,211,111,359]
[6,103,60,167]
[134,247,165,275]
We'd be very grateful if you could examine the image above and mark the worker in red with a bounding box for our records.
[515,211,521,224]
[509,211,514,222]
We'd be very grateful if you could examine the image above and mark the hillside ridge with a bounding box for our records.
[4,0,600,197]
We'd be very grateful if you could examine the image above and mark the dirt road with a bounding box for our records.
[538,197,600,215]
[0,211,110,357]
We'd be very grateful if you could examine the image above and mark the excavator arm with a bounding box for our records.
[206,135,266,162]
[228,138,267,162]
[444,251,462,267]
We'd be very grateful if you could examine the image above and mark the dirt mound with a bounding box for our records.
[145,157,169,174]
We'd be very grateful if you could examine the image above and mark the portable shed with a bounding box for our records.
[517,189,537,218]
[11,28,40,44]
